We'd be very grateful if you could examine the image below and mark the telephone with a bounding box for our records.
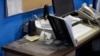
[78,3,100,20]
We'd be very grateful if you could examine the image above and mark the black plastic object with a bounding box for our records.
[28,20,36,36]
[47,15,74,46]
[43,5,49,19]
[52,0,74,17]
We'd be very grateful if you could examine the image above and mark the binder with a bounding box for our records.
[47,15,98,47]
[47,15,76,46]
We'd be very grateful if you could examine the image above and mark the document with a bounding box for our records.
[24,35,40,42]
[72,24,92,39]
[64,15,82,24]
[6,0,22,16]
[35,19,52,30]
[62,15,92,46]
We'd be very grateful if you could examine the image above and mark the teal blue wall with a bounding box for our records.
[84,0,93,5]
[0,0,23,46]
[74,0,84,10]
[0,0,45,55]
[0,0,93,56]
[74,0,93,10]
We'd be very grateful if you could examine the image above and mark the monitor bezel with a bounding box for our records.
[52,0,75,17]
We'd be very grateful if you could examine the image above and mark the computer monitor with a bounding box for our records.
[47,15,74,46]
[52,0,74,17]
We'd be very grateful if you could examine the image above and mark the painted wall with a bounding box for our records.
[73,0,84,10]
[74,0,93,10]
[84,0,93,5]
[0,0,23,55]
[0,0,93,56]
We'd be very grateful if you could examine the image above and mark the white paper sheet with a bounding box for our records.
[72,24,92,39]
[64,15,82,24]
[35,19,52,30]
[7,0,22,16]
[62,15,92,46]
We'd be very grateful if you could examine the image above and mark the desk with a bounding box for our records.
[2,39,75,56]
[2,25,100,56]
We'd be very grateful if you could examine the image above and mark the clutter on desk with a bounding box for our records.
[24,35,40,42]
[63,15,82,25]
[28,19,37,36]
[78,3,100,26]
[35,19,52,30]
[40,31,52,41]
[23,19,37,36]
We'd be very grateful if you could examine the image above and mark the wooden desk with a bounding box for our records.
[2,25,100,56]
[2,39,75,56]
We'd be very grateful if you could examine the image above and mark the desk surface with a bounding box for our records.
[2,39,74,56]
[76,25,100,47]
[2,24,100,56]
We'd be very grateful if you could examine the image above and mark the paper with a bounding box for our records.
[62,16,92,46]
[35,19,52,30]
[7,0,22,16]
[25,35,40,41]
[40,31,52,41]
[72,24,92,39]
[64,15,82,24]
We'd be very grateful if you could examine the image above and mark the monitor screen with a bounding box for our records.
[52,0,74,17]
[47,15,74,45]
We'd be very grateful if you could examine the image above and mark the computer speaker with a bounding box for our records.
[43,5,49,19]
[28,19,36,36]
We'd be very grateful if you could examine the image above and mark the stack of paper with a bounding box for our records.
[63,15,93,46]
[64,15,82,24]
[72,24,92,39]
